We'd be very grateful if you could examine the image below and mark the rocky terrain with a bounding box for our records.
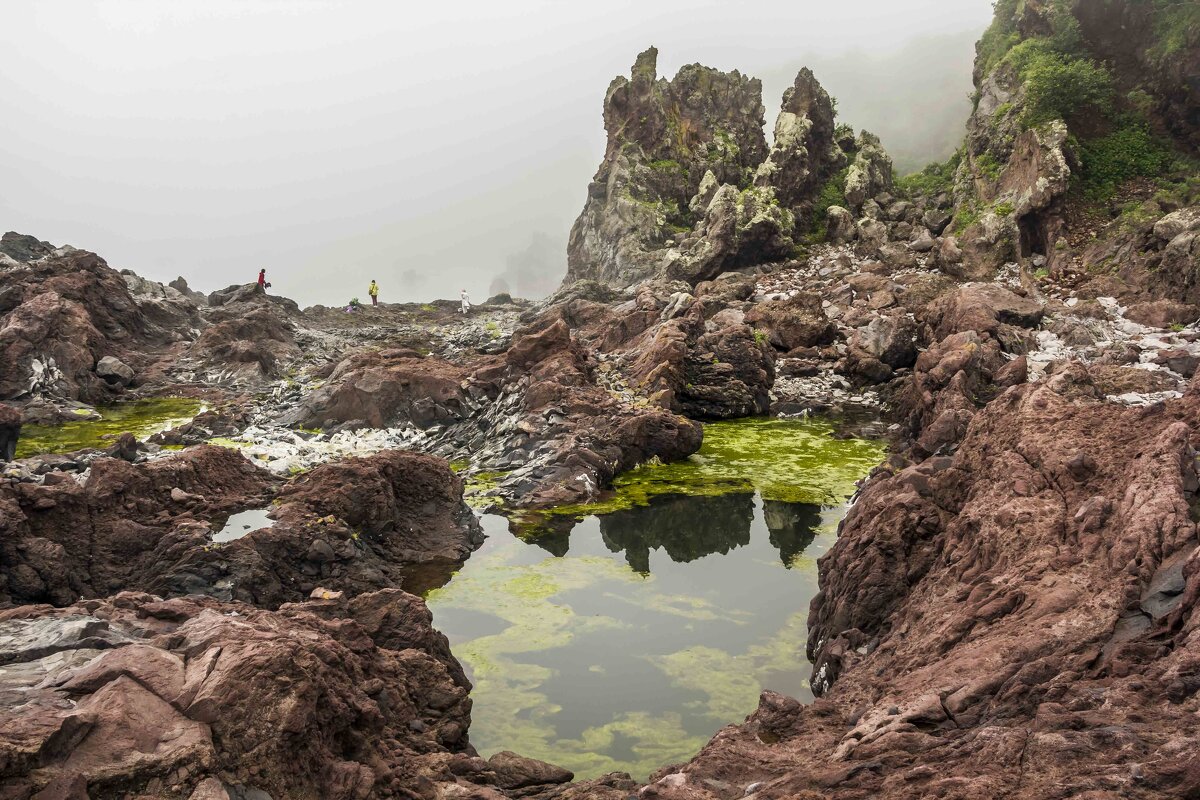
[1,0,1199,796]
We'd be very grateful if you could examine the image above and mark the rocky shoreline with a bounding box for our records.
[3,0,1200,796]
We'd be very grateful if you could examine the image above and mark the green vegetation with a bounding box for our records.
[975,0,1023,80]
[462,469,512,509]
[15,398,204,459]
[977,0,1113,126]
[993,201,1016,217]
[895,151,960,198]
[976,152,1004,182]
[1170,322,1186,333]
[800,167,850,243]
[1073,119,1176,201]
[647,159,684,174]
[1147,0,1200,64]
[952,202,983,233]
[1018,46,1113,126]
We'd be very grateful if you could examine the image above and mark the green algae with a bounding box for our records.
[426,544,722,778]
[425,417,884,780]
[15,398,204,459]
[539,416,885,520]
[462,469,511,509]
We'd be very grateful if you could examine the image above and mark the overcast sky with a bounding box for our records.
[1,1,993,307]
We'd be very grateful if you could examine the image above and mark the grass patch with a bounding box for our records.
[895,151,960,198]
[1074,119,1177,201]
[800,167,850,243]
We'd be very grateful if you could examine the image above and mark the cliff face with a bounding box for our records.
[565,49,855,290]
[947,0,1200,284]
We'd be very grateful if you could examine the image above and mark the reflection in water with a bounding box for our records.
[762,500,821,567]
[425,496,845,781]
[211,507,274,543]
[598,493,754,574]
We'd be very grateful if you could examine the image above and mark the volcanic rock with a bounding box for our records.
[0,589,477,799]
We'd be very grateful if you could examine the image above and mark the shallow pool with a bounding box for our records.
[212,508,275,543]
[426,417,884,779]
[14,398,203,459]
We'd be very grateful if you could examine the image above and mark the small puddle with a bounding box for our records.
[425,416,885,780]
[212,508,275,543]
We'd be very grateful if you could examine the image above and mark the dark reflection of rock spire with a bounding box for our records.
[510,515,576,557]
[763,500,821,567]
[598,493,754,574]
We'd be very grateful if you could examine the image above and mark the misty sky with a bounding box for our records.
[1,1,993,307]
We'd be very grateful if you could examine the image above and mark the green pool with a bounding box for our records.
[426,417,885,779]
[14,397,203,459]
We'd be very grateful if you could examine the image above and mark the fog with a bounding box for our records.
[0,1,993,307]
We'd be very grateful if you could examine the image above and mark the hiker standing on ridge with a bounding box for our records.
[460,288,471,315]
[257,269,268,292]
[369,280,379,306]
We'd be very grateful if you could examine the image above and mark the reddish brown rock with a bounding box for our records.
[0,445,278,607]
[0,447,483,610]
[189,306,300,379]
[744,292,836,350]
[280,348,471,429]
[1125,299,1200,329]
[0,590,478,799]
[625,302,775,419]
[576,370,1200,799]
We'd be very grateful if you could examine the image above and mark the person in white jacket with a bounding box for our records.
[460,289,471,315]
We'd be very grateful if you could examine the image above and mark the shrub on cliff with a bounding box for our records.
[1074,119,1176,200]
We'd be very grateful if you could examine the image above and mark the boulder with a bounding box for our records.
[745,292,836,350]
[909,228,936,253]
[1153,207,1200,242]
[1153,348,1200,378]
[927,284,1044,340]
[486,752,574,790]
[826,205,857,243]
[95,355,134,386]
[848,313,919,371]
[1124,300,1200,328]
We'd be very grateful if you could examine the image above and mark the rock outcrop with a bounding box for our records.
[0,589,484,800]
[0,244,158,402]
[948,0,1199,283]
[0,446,278,606]
[564,47,770,288]
[752,68,845,214]
[564,50,865,290]
[0,446,483,609]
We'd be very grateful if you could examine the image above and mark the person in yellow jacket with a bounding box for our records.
[368,280,379,306]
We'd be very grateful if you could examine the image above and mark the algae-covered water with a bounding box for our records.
[426,417,884,780]
[14,398,203,459]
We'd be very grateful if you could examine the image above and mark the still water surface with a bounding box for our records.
[426,417,881,780]
[429,417,883,777]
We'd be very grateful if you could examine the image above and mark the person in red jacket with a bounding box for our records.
[257,269,267,289]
